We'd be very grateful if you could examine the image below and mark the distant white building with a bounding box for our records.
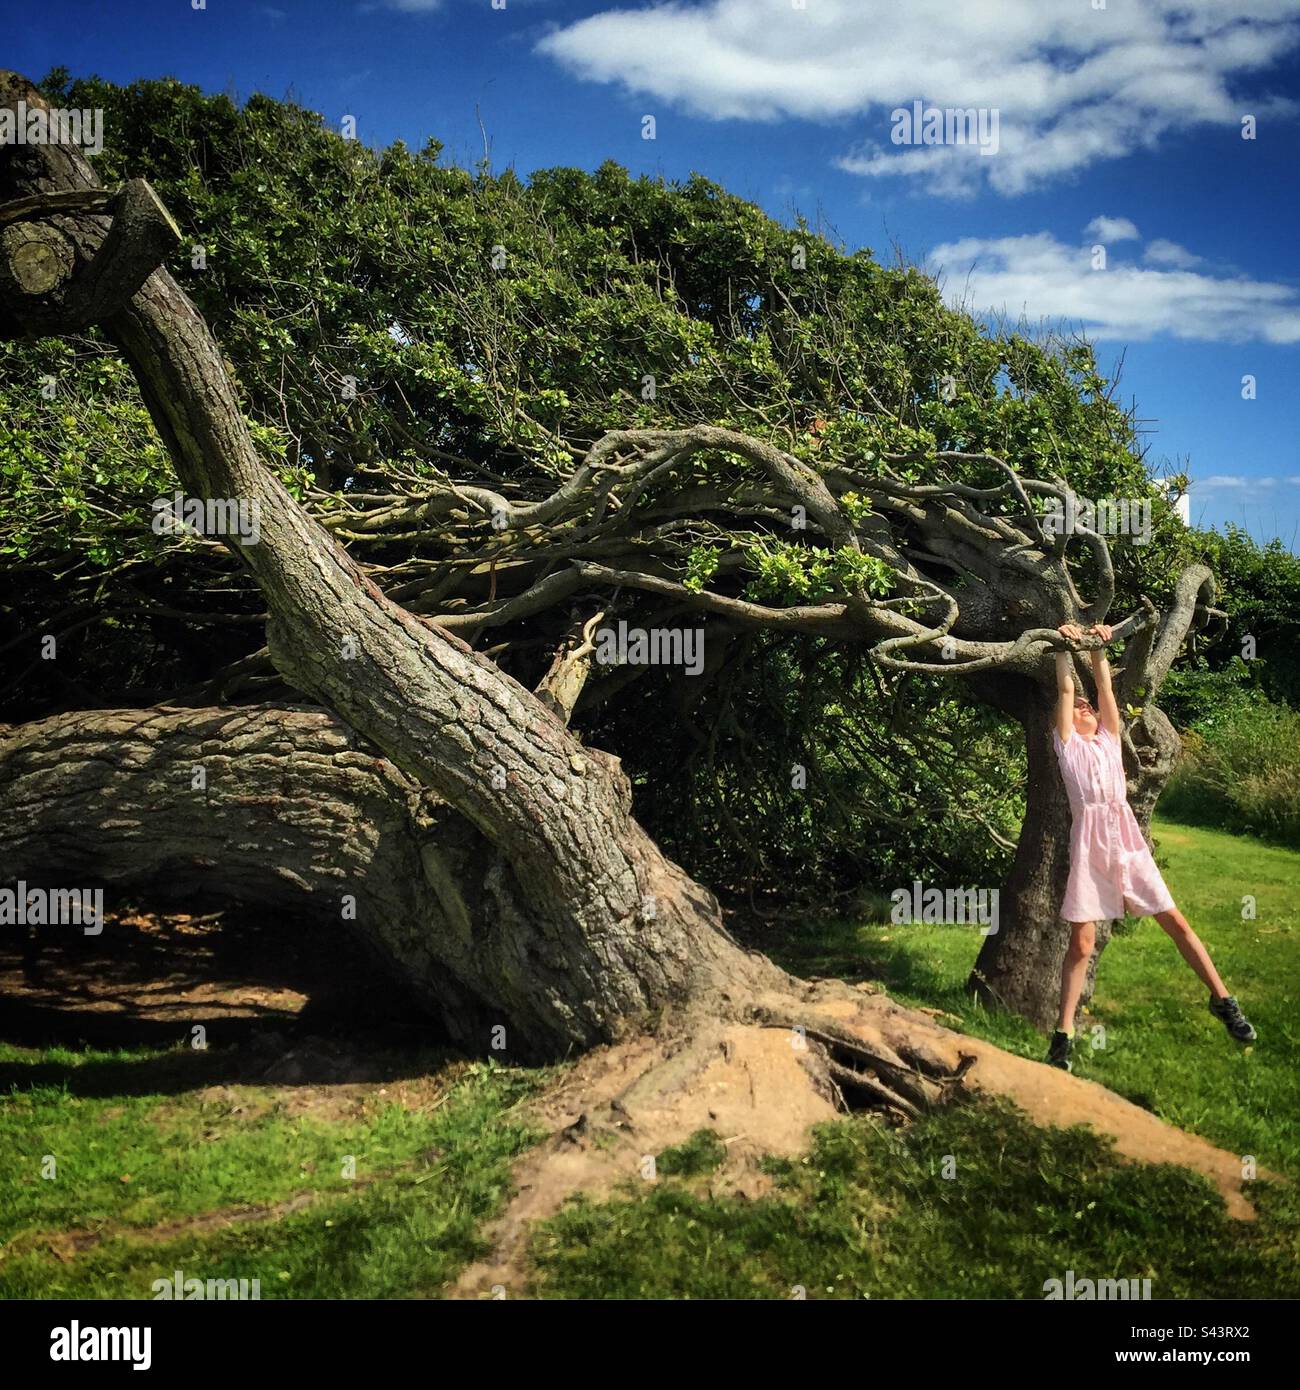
[1154,477,1190,526]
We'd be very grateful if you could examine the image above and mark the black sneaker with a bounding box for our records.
[1209,995,1257,1044]
[1045,1030,1073,1072]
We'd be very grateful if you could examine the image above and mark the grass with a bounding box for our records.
[528,1103,1300,1300]
[526,816,1300,1298]
[0,1047,544,1298]
[2,816,1296,1299]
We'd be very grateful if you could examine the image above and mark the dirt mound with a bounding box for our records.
[452,979,1264,1298]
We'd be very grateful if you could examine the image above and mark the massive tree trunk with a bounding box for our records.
[0,71,782,1055]
[0,704,630,1054]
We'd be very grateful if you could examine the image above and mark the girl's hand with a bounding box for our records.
[1057,622,1085,643]
[1088,623,1113,644]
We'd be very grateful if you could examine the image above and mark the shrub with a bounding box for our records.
[1163,700,1300,847]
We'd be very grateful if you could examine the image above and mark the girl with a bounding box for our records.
[1046,622,1256,1072]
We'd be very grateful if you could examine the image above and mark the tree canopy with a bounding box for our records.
[1,70,1268,905]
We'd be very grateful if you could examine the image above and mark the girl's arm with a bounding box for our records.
[1089,624,1120,735]
[1055,623,1082,742]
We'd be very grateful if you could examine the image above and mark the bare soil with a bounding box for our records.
[452,978,1265,1298]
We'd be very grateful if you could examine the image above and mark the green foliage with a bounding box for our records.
[744,541,893,603]
[1174,525,1300,709]
[587,632,1022,900]
[682,544,722,593]
[1159,660,1271,732]
[0,340,172,567]
[1162,702,1300,847]
[5,71,1294,900]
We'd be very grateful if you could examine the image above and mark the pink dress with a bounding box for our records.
[1053,726,1175,923]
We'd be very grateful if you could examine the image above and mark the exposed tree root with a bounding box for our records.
[451,980,1263,1298]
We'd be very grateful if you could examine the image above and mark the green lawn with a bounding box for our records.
[2,817,1296,1298]
[528,817,1300,1299]
[529,1104,1300,1299]
[0,1049,544,1299]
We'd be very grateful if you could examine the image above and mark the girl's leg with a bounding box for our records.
[1056,920,1096,1032]
[1153,906,1228,999]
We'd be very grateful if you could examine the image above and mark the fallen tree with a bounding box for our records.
[0,700,1262,1243]
[0,72,793,1059]
[0,67,1237,1211]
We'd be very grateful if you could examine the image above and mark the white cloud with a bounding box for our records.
[1198,476,1276,489]
[1144,238,1204,269]
[930,227,1300,344]
[1084,216,1141,243]
[537,0,1300,194]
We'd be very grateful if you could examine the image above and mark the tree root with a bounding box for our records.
[451,982,1266,1297]
[748,1003,977,1118]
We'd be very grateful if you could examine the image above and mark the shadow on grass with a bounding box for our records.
[0,902,473,1098]
[731,906,978,1011]
[0,1030,469,1100]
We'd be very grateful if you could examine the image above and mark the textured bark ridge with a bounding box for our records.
[0,71,783,1053]
[0,705,789,1058]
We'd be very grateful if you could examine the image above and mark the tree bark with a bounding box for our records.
[0,71,782,1054]
[0,704,775,1057]
[966,681,1072,1027]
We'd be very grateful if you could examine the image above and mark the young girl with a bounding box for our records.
[1046,622,1256,1072]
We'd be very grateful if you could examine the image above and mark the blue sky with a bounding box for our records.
[13,0,1300,548]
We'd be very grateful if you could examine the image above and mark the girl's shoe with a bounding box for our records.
[1045,1030,1073,1071]
[1209,995,1257,1043]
